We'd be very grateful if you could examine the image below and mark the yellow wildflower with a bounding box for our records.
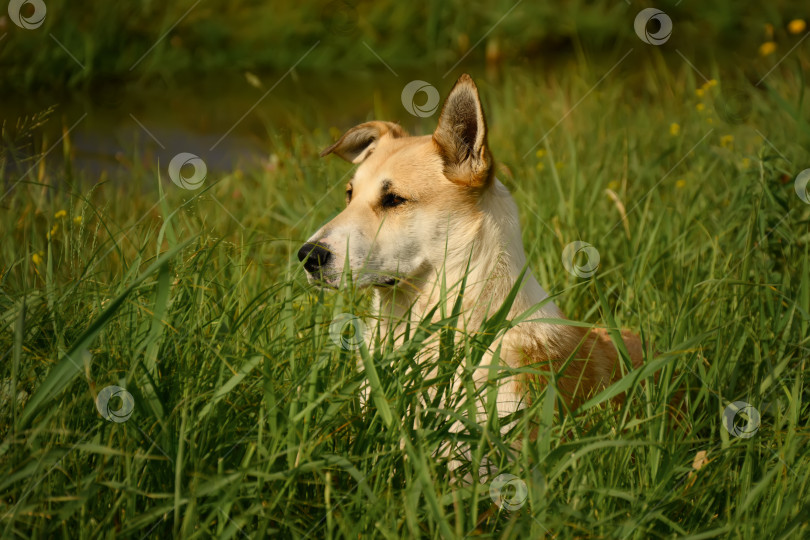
[706,79,718,88]
[535,149,546,158]
[720,135,734,149]
[48,224,59,239]
[73,216,83,225]
[536,162,545,171]
[32,253,43,265]
[670,123,680,136]
[706,117,714,124]
[788,19,806,35]
[676,179,687,189]
[696,103,705,112]
[696,88,705,97]
[759,42,777,56]
[54,210,67,219]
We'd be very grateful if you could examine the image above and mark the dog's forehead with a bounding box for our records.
[352,135,443,191]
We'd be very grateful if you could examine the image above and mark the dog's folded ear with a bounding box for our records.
[320,121,406,163]
[433,74,493,188]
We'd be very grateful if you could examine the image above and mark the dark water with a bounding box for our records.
[0,67,497,183]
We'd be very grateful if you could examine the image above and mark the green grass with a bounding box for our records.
[2,50,810,537]
[1,0,806,92]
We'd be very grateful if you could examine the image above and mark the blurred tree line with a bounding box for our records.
[0,0,806,92]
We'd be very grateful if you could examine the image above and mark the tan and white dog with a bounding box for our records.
[299,74,643,433]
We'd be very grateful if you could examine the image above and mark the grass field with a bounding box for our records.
[2,24,810,540]
[1,0,803,93]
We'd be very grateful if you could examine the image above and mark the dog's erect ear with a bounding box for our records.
[433,74,493,188]
[320,121,406,163]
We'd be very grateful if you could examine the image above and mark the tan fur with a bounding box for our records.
[320,121,407,163]
[303,74,647,435]
[520,325,644,410]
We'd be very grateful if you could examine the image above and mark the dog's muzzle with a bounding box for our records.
[297,242,332,275]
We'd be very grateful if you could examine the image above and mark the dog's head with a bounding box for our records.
[298,74,496,288]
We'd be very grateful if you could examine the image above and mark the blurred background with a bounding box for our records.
[1,0,807,179]
[1,0,806,87]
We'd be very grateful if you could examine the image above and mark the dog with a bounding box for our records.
[298,73,644,442]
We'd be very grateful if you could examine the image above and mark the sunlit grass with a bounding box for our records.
[1,53,809,538]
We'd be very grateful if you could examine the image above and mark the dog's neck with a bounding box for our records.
[372,178,564,341]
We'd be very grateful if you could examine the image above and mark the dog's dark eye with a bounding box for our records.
[381,193,407,208]
[345,188,353,205]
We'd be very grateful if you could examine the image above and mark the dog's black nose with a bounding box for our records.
[297,242,332,274]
